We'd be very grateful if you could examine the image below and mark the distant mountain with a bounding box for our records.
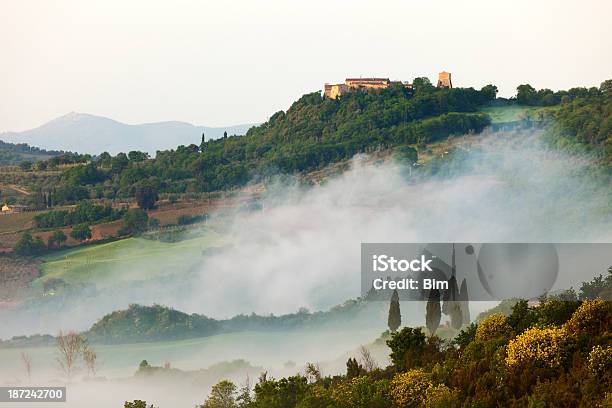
[0,112,256,155]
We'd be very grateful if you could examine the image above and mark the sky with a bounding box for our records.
[1,0,611,132]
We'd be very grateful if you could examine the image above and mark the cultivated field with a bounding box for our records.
[33,229,221,290]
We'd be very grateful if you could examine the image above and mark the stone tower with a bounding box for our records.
[437,71,452,88]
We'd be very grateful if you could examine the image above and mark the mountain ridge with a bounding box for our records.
[1,112,257,155]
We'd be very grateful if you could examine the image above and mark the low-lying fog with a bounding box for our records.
[1,128,610,407]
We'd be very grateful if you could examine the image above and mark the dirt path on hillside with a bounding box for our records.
[1,184,31,195]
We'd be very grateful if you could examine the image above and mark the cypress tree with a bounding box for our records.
[459,278,471,325]
[388,289,401,333]
[426,288,441,336]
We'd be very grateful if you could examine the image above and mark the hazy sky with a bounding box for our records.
[1,0,611,132]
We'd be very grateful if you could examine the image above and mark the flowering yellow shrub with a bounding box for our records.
[564,299,610,336]
[475,313,513,341]
[505,326,566,368]
[390,369,432,407]
[422,384,458,408]
[587,345,612,376]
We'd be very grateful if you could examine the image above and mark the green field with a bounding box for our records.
[479,105,543,124]
[34,229,221,290]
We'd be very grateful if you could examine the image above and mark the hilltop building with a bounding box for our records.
[437,71,453,88]
[324,77,413,99]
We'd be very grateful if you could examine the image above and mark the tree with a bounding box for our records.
[56,330,83,381]
[14,232,46,256]
[426,288,441,336]
[305,362,321,383]
[121,208,148,235]
[346,357,362,379]
[413,77,433,92]
[128,151,149,162]
[394,145,418,164]
[48,230,67,248]
[21,352,32,383]
[442,276,463,330]
[235,376,252,407]
[507,299,537,334]
[388,289,401,333]
[452,322,477,349]
[600,79,612,98]
[98,152,112,167]
[19,161,33,171]
[124,401,156,408]
[82,345,97,377]
[480,84,498,102]
[135,182,158,210]
[200,380,237,408]
[111,152,129,173]
[386,327,426,371]
[70,224,92,242]
[516,84,537,105]
[359,345,378,372]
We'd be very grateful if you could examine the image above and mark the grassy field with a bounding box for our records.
[479,105,542,124]
[33,229,221,290]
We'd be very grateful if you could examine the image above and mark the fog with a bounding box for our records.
[186,128,611,317]
[1,127,611,407]
[3,128,611,333]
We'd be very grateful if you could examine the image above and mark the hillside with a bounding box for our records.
[0,298,381,346]
[0,140,64,165]
[1,112,256,155]
[14,84,493,206]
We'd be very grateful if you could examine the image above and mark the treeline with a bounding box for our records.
[0,298,373,346]
[0,140,65,165]
[516,82,606,106]
[543,80,611,165]
[0,140,64,167]
[33,201,125,229]
[84,299,371,344]
[37,83,495,204]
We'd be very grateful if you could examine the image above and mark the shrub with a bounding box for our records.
[422,384,459,408]
[536,294,581,327]
[505,326,567,369]
[330,376,391,408]
[120,208,149,235]
[390,369,432,407]
[70,224,92,241]
[475,314,513,342]
[564,299,611,337]
[587,345,612,376]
